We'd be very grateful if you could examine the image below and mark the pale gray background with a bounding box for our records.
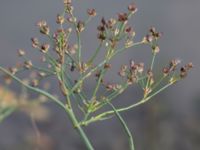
[0,0,200,150]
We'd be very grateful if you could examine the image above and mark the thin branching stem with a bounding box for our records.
[107,101,135,150]
[82,81,174,125]
[0,2,192,150]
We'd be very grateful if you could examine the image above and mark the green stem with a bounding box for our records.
[69,60,107,94]
[145,53,156,89]
[66,108,94,150]
[87,42,103,65]
[0,66,66,110]
[97,76,145,110]
[116,12,133,40]
[91,69,106,99]
[67,9,82,66]
[0,65,94,150]
[84,82,174,125]
[107,82,172,115]
[70,40,143,95]
[111,41,144,57]
[77,32,82,65]
[0,107,16,123]
[107,101,135,150]
[151,76,165,92]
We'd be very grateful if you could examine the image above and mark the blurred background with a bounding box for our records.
[0,0,199,150]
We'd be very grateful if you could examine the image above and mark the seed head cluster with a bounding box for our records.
[0,1,193,138]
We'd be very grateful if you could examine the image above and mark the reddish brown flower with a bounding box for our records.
[118,13,128,22]
[128,3,137,12]
[87,9,96,17]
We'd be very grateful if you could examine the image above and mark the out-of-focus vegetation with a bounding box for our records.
[0,85,50,123]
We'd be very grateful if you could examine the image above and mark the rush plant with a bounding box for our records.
[0,0,192,149]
